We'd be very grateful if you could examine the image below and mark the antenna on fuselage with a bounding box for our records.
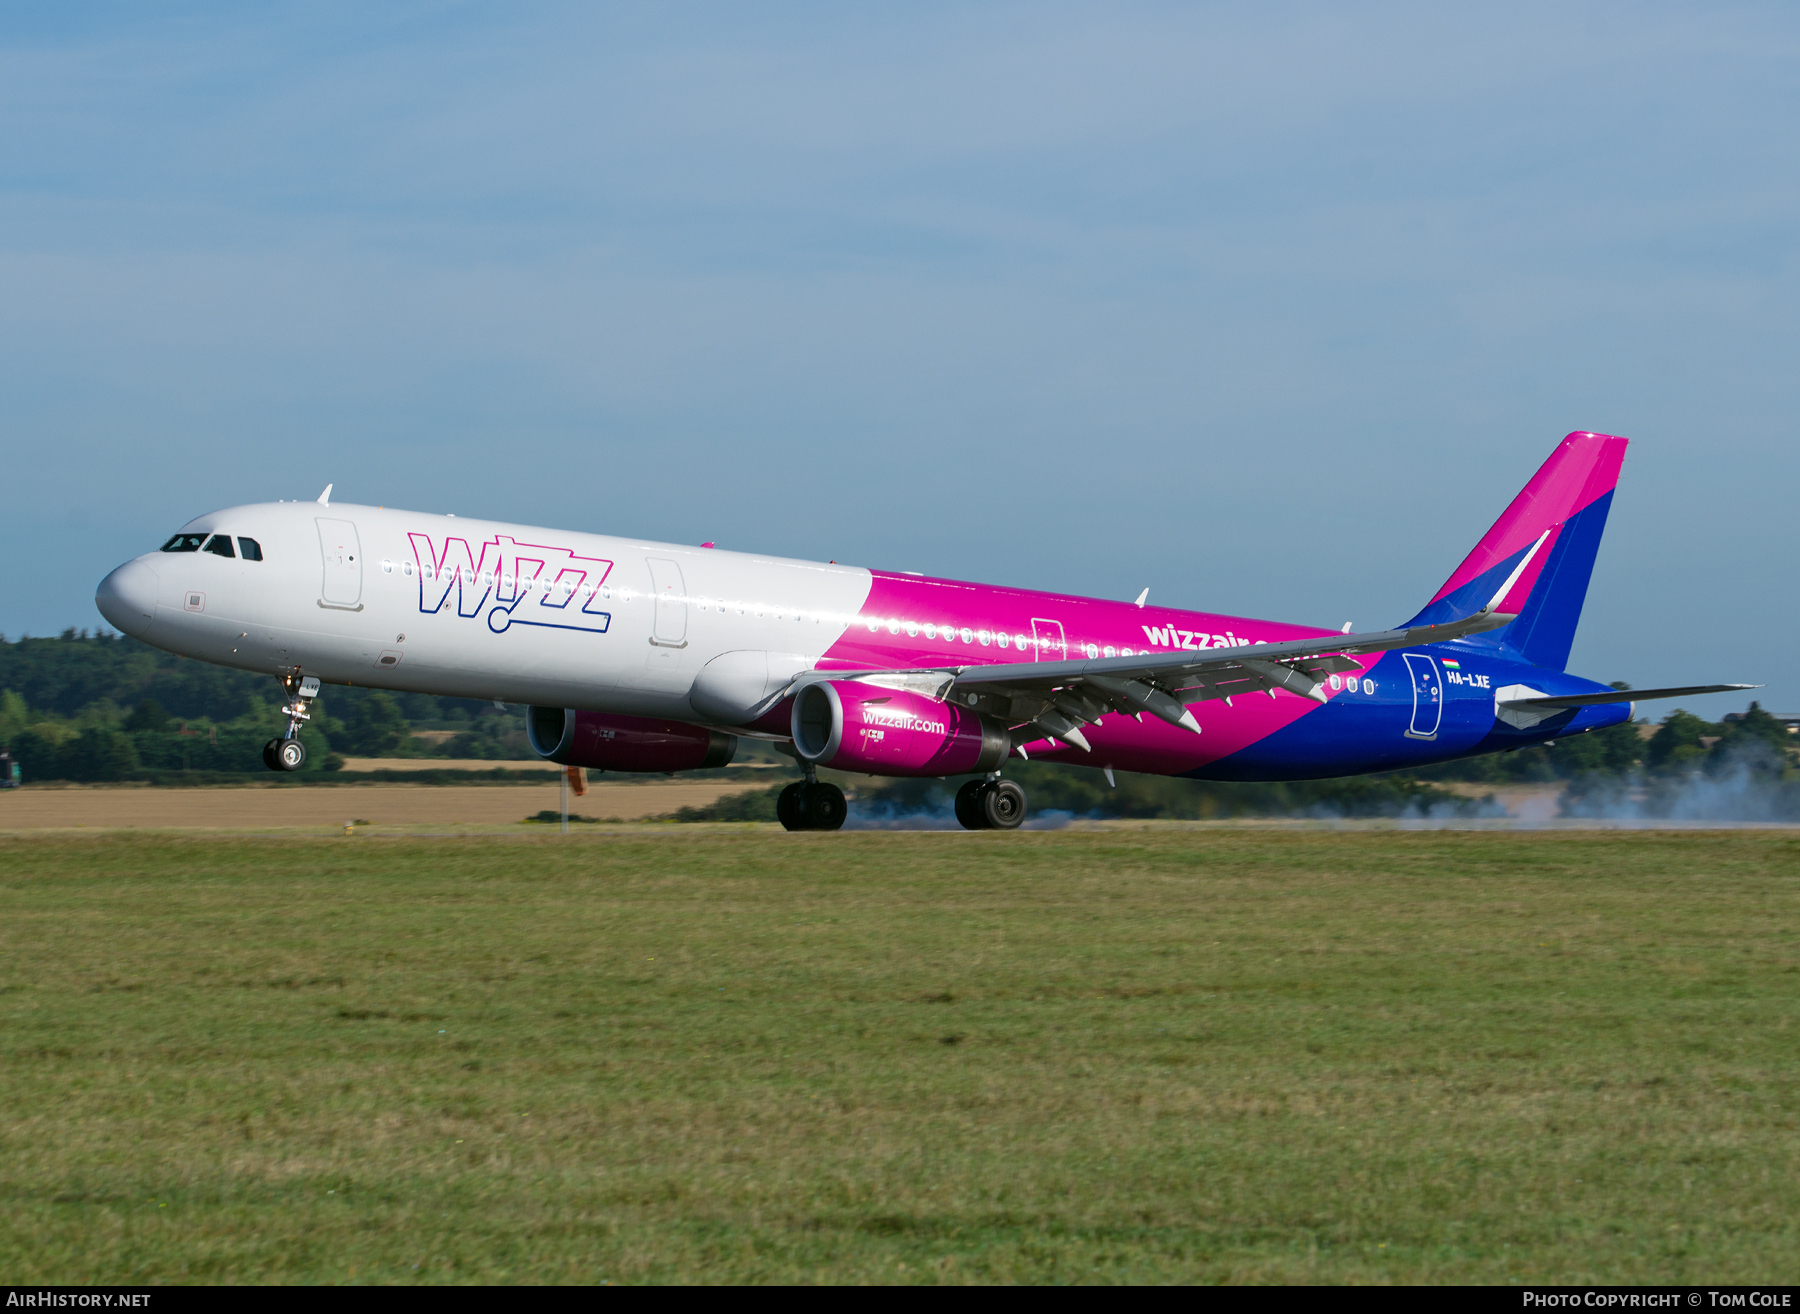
[317,484,333,507]
[1134,589,1149,608]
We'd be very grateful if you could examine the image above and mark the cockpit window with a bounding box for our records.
[203,534,236,558]
[238,537,263,561]
[160,534,206,553]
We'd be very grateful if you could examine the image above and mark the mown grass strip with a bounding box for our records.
[1,829,1796,1284]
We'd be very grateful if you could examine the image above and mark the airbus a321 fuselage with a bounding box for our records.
[94,432,1749,830]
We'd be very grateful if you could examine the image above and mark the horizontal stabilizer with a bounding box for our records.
[1501,683,1759,711]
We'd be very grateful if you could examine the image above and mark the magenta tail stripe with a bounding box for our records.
[1429,432,1628,606]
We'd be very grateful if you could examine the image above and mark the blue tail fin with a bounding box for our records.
[1405,432,1628,672]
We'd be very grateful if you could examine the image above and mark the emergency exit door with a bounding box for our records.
[646,557,687,647]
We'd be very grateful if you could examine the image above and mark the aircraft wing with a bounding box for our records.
[1498,684,1759,710]
[935,607,1518,751]
[787,606,1518,754]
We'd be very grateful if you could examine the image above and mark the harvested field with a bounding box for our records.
[0,780,763,830]
[334,757,555,772]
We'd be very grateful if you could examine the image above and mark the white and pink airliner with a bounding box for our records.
[94,433,1749,830]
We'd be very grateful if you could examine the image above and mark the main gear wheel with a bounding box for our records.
[955,779,989,829]
[956,778,1026,830]
[777,781,807,830]
[982,778,1026,829]
[805,782,847,831]
[778,781,848,832]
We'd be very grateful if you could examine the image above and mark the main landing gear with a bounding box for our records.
[955,776,1026,830]
[774,771,1027,832]
[262,673,321,773]
[777,768,848,832]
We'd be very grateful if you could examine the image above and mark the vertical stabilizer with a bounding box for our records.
[1404,432,1628,671]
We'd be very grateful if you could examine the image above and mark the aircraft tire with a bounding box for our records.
[954,779,990,830]
[981,779,1026,830]
[275,738,307,772]
[805,782,847,831]
[261,739,284,772]
[777,781,810,831]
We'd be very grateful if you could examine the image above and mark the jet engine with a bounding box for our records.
[526,706,737,773]
[791,681,1009,776]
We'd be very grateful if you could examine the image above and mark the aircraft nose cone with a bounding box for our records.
[96,558,159,637]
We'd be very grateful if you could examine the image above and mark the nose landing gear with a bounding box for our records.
[263,673,321,773]
[955,775,1027,830]
[262,737,307,772]
[777,766,848,831]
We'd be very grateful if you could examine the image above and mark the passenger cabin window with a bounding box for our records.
[237,537,263,561]
[203,534,235,558]
[161,533,206,553]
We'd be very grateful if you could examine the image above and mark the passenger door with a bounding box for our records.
[1402,653,1443,740]
[316,518,363,610]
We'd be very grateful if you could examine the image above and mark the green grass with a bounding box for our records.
[2,828,1797,1284]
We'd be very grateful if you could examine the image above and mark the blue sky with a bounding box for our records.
[3,2,1795,709]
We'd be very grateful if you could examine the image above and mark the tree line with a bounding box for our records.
[1,632,1791,820]
[0,630,528,782]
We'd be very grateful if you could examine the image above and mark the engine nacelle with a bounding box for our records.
[526,706,737,773]
[791,681,1008,776]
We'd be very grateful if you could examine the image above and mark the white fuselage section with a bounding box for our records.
[113,501,875,723]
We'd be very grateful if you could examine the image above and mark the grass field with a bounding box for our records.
[2,828,1797,1285]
